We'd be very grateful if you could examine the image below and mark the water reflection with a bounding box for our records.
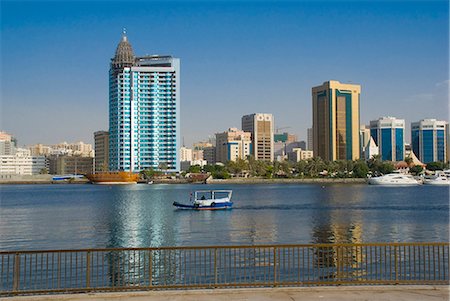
[310,185,364,245]
[106,186,177,249]
[0,184,447,251]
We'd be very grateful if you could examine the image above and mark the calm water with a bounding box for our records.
[0,183,448,251]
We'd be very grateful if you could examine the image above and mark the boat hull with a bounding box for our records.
[423,180,450,185]
[85,172,139,184]
[173,201,233,210]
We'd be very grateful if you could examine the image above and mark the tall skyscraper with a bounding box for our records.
[94,131,109,172]
[369,117,405,162]
[242,113,274,161]
[109,31,180,172]
[411,119,447,163]
[312,80,360,161]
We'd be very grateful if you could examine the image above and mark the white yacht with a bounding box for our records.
[423,172,450,185]
[368,173,420,186]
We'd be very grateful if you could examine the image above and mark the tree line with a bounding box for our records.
[184,155,449,179]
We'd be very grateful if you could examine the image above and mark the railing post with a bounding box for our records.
[86,251,91,288]
[214,248,218,287]
[336,246,341,281]
[394,246,398,283]
[273,246,277,287]
[13,253,20,292]
[148,250,153,287]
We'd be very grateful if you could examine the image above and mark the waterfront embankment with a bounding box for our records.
[2,286,448,301]
[0,175,89,185]
[0,174,367,185]
[207,177,367,184]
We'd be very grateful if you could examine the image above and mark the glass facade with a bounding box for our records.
[335,95,347,160]
[437,130,445,162]
[370,129,378,146]
[422,130,434,163]
[395,128,404,161]
[411,129,420,160]
[316,93,328,160]
[380,128,392,161]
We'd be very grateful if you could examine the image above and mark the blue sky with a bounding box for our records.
[1,0,448,146]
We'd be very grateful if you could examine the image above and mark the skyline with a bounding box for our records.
[1,1,449,147]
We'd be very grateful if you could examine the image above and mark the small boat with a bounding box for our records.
[52,175,85,181]
[368,173,420,186]
[173,190,233,210]
[423,172,450,185]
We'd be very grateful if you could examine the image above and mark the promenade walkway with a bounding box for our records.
[2,286,449,301]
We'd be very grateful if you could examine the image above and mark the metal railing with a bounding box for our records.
[1,242,448,295]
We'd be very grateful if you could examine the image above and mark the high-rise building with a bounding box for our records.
[109,31,180,172]
[94,131,109,172]
[411,119,447,163]
[215,128,252,163]
[242,113,274,161]
[369,117,405,162]
[312,80,361,161]
[307,128,313,151]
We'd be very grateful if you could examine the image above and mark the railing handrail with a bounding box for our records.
[1,242,449,254]
[1,242,449,296]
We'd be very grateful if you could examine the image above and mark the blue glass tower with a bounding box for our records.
[109,32,180,172]
[369,117,404,161]
[411,119,447,164]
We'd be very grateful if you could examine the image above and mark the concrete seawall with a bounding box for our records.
[0,175,367,185]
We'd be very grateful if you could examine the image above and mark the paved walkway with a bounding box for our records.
[2,285,449,301]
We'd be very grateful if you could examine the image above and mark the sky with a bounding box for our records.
[1,0,449,147]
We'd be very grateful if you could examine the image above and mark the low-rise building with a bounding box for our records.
[203,146,216,164]
[48,155,93,175]
[287,148,314,162]
[215,128,252,163]
[0,151,46,175]
[180,147,193,162]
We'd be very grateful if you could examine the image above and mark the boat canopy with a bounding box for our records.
[194,190,232,201]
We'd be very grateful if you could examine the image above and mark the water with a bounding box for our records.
[0,183,448,251]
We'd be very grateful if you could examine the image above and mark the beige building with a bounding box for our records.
[94,131,109,172]
[0,150,46,175]
[288,148,314,162]
[215,128,252,163]
[242,113,274,161]
[48,155,93,175]
[312,80,360,161]
[192,141,213,161]
[0,131,16,156]
[180,146,193,162]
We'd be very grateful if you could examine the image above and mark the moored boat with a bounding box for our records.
[85,171,139,184]
[368,173,420,186]
[173,190,233,210]
[423,172,450,185]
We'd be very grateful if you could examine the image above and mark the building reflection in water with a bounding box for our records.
[103,186,179,287]
[310,185,365,281]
